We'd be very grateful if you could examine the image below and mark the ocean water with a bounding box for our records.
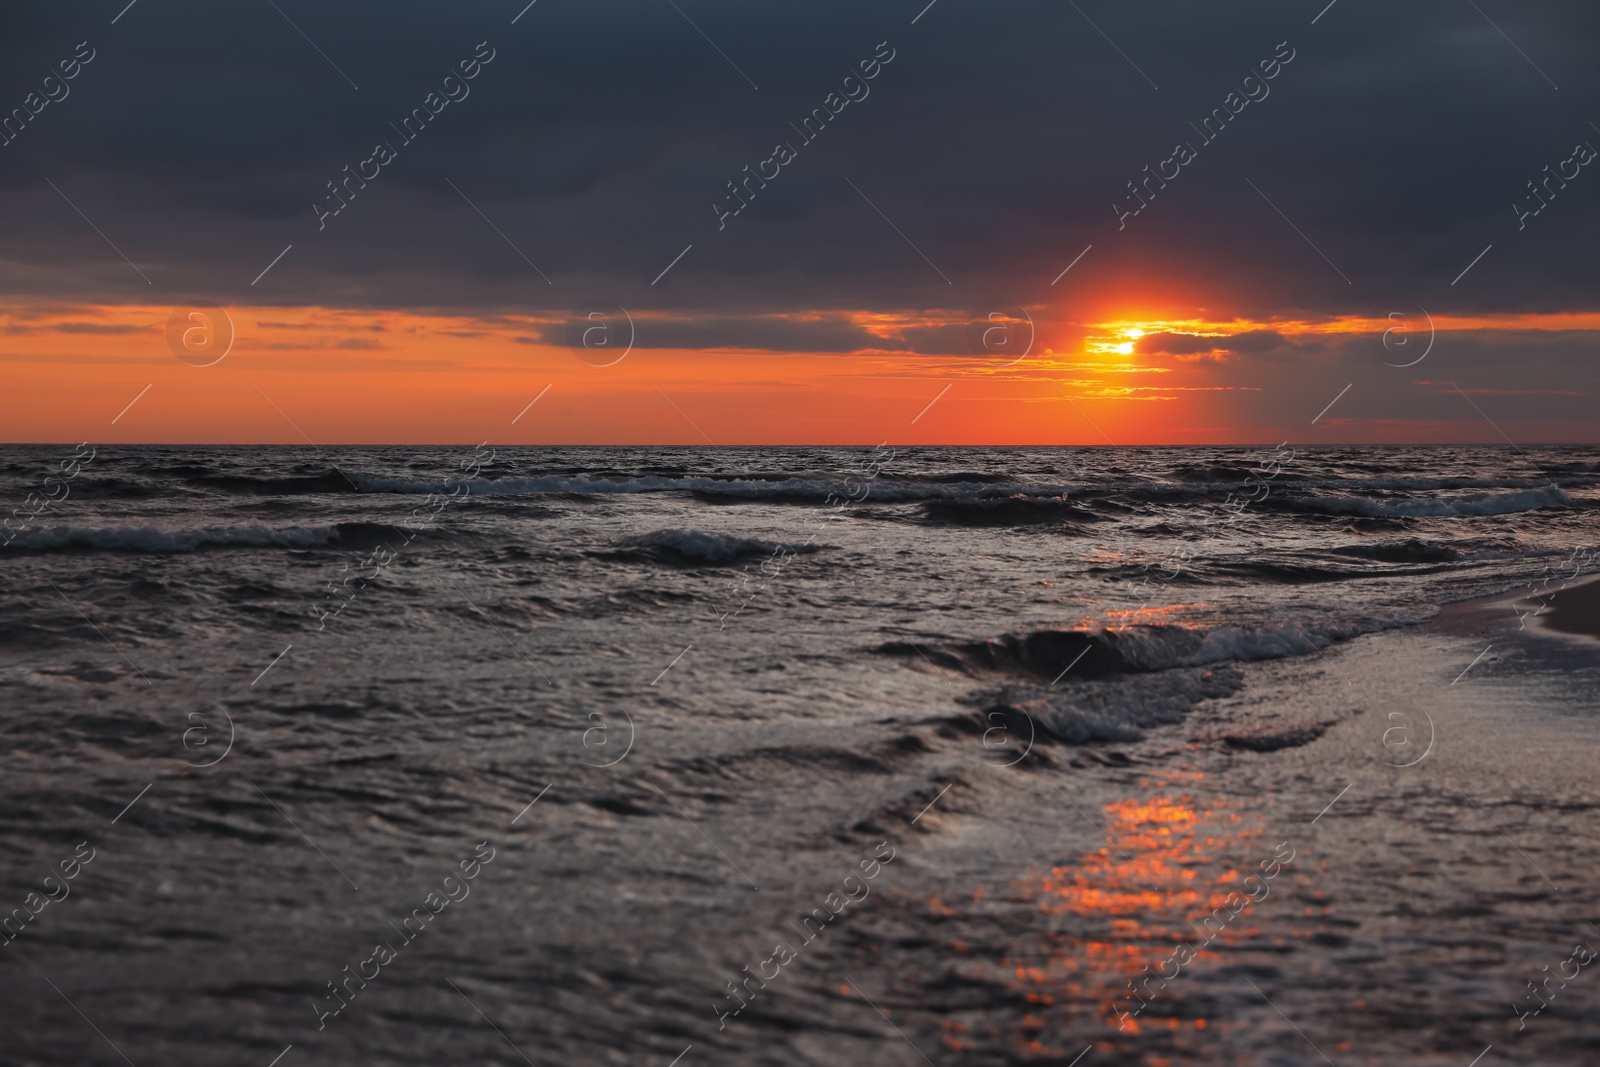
[2,444,1599,1066]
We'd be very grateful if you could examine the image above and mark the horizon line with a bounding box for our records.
[1,441,1594,449]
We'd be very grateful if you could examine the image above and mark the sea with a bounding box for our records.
[2,443,1598,1066]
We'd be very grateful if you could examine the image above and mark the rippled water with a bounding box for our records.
[2,444,1597,1066]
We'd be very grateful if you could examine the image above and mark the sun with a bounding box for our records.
[1087,324,1151,358]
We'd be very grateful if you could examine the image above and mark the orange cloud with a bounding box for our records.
[0,302,1594,444]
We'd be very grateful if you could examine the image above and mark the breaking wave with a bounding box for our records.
[881,620,1373,684]
[611,529,819,564]
[1292,486,1573,518]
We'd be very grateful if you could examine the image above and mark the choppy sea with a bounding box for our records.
[3,444,1598,1066]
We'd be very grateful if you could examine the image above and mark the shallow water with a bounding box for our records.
[1,444,1597,1066]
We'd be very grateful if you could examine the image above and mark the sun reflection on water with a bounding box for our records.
[934,773,1271,1060]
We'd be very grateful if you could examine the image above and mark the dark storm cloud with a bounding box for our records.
[1138,329,1323,357]
[1,0,1599,323]
[1142,325,1599,436]
[51,322,149,334]
[526,313,910,353]
[1140,332,1229,357]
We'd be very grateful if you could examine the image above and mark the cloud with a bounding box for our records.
[526,314,915,353]
[51,322,150,334]
[1225,330,1293,354]
[1137,329,1316,360]
[0,0,1595,327]
[1138,332,1224,357]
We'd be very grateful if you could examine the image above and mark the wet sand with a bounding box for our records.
[1537,575,1600,641]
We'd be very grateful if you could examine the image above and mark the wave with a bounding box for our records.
[1,521,399,553]
[179,469,1078,503]
[610,528,819,564]
[882,621,1353,682]
[1292,486,1573,518]
[921,494,1087,527]
[906,620,1368,747]
[1328,539,1467,564]
[154,465,1599,512]
[1206,561,1369,584]
[1316,475,1568,491]
[51,476,166,499]
[353,473,1093,505]
[979,666,1245,745]
[1169,464,1275,483]
[190,472,362,495]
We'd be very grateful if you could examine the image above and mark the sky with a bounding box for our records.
[2,0,1598,445]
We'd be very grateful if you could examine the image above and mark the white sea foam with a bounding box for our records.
[1111,622,1336,669]
[1297,486,1573,518]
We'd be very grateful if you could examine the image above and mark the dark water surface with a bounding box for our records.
[2,444,1598,1066]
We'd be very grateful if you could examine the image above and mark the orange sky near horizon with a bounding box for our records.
[2,302,1595,446]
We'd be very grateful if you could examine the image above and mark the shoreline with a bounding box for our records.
[1531,573,1600,642]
